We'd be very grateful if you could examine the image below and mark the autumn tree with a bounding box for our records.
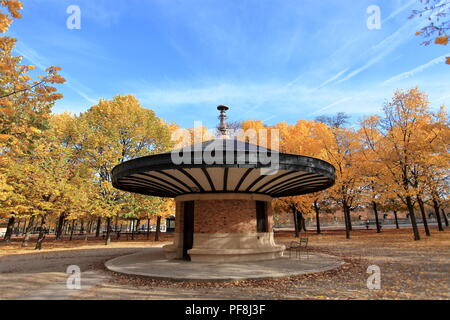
[0,1,22,33]
[316,113,363,239]
[360,88,442,241]
[121,194,162,240]
[376,195,406,230]
[1,0,65,242]
[2,133,89,248]
[411,0,450,64]
[154,198,175,241]
[70,95,173,245]
[240,120,270,146]
[412,106,449,232]
[274,120,332,235]
[274,196,308,237]
[0,157,26,242]
[357,125,398,234]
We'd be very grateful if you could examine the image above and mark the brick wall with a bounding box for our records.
[175,199,273,234]
[194,199,256,233]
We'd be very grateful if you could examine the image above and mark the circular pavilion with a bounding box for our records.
[111,106,335,263]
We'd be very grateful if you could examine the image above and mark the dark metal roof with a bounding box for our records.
[111,138,335,198]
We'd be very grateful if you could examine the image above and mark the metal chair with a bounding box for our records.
[288,235,309,260]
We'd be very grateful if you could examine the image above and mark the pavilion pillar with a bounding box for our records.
[163,193,285,262]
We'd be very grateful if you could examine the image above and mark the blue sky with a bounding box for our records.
[7,0,450,128]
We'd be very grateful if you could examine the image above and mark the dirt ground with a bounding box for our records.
[0,228,448,300]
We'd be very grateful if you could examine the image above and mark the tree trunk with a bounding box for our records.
[146,218,150,240]
[313,200,321,234]
[80,219,85,234]
[347,208,353,231]
[417,197,430,237]
[393,210,399,229]
[3,217,15,243]
[343,200,352,231]
[15,219,21,236]
[34,216,47,250]
[22,215,36,247]
[373,201,381,233]
[131,219,135,240]
[442,209,449,227]
[299,210,306,232]
[343,203,350,239]
[292,206,299,238]
[433,200,444,231]
[155,216,161,241]
[83,221,89,241]
[95,217,101,238]
[135,219,141,239]
[62,219,67,237]
[135,219,141,232]
[105,217,112,245]
[295,209,303,233]
[55,212,66,240]
[21,218,28,235]
[406,196,420,241]
[70,220,76,241]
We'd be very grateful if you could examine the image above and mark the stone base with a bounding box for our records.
[163,232,285,263]
[105,246,345,281]
[163,243,179,260]
[163,232,183,259]
[189,247,284,263]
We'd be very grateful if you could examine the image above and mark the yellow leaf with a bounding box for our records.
[434,36,449,45]
[0,134,12,141]
[28,127,41,134]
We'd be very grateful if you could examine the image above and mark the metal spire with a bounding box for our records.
[217,105,229,137]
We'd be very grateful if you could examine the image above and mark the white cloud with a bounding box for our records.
[334,0,442,85]
[383,54,450,85]
[15,43,49,70]
[15,42,97,104]
[314,68,349,90]
[311,97,354,115]
[382,0,417,24]
[337,21,418,84]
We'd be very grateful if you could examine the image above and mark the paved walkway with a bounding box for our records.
[105,248,344,281]
[0,245,150,300]
[19,271,111,300]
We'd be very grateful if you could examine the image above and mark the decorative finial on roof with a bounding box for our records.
[217,105,229,138]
